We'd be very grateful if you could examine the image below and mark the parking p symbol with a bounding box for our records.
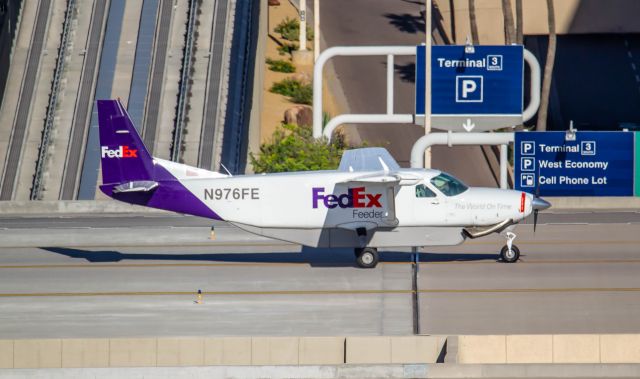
[456,76,483,103]
[521,141,535,155]
[521,157,535,172]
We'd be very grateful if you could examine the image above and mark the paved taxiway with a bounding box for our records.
[0,212,639,338]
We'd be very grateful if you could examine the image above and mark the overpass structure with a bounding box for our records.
[0,0,251,200]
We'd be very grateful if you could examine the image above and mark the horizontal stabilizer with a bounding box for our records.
[112,180,159,194]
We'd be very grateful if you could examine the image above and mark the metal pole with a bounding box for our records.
[523,49,541,122]
[387,54,394,115]
[299,0,307,51]
[312,46,415,139]
[411,132,514,167]
[424,0,432,168]
[323,114,414,140]
[500,144,508,189]
[314,0,319,61]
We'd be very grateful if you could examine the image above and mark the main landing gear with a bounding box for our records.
[354,247,379,269]
[499,231,520,263]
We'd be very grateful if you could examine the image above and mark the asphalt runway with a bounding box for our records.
[0,212,639,338]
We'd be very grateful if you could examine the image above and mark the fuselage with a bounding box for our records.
[154,159,533,248]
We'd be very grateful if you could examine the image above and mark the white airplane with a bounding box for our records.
[97,99,550,268]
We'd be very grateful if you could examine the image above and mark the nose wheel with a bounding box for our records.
[499,231,520,263]
[354,247,379,269]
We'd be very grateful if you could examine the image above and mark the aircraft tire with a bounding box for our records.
[356,247,378,269]
[500,244,520,263]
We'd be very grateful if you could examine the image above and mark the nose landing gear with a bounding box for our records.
[499,231,520,263]
[354,247,379,268]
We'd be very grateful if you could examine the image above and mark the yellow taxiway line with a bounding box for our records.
[1,287,640,298]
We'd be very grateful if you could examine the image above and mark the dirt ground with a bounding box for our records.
[259,0,345,145]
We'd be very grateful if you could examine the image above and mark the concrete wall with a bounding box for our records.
[0,336,443,368]
[458,334,640,364]
[3,334,640,368]
[434,0,640,45]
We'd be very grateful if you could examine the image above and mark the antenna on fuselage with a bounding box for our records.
[220,163,233,176]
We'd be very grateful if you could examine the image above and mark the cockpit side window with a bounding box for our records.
[415,184,436,198]
[430,173,468,196]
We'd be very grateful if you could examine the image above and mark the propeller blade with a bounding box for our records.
[533,209,539,233]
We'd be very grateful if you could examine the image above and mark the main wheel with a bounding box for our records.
[355,247,379,269]
[500,244,520,263]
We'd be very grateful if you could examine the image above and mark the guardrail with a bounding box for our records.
[170,0,198,162]
[30,0,76,200]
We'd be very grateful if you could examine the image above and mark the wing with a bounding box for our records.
[337,148,421,185]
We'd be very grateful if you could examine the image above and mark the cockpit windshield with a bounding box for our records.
[429,173,468,196]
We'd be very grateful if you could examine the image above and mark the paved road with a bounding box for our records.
[0,214,639,338]
[320,0,498,186]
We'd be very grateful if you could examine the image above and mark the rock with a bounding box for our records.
[291,72,312,84]
[284,106,313,126]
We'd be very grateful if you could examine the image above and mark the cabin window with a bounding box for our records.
[430,173,468,196]
[415,184,436,198]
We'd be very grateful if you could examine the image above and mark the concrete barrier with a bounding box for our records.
[0,340,13,368]
[299,337,344,365]
[506,335,552,363]
[601,334,640,363]
[252,337,299,365]
[391,336,446,364]
[553,334,600,363]
[61,339,109,368]
[4,334,640,369]
[345,336,392,364]
[13,339,62,368]
[458,335,506,364]
[203,337,252,365]
[0,200,164,215]
[109,338,157,367]
[157,338,204,367]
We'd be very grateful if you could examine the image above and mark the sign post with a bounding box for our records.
[514,131,635,196]
[416,45,524,132]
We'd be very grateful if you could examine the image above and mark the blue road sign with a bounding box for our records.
[415,45,524,131]
[514,132,634,196]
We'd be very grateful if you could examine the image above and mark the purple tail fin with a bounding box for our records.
[98,99,154,185]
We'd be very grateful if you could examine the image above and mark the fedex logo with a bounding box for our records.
[312,187,382,209]
[101,146,138,158]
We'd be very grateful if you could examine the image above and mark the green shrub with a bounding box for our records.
[277,43,298,56]
[274,17,313,42]
[250,123,348,173]
[266,58,295,73]
[291,83,312,105]
[270,78,313,105]
[270,78,303,97]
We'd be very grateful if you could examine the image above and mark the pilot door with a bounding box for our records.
[412,182,448,225]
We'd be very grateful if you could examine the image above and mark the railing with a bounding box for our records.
[170,0,198,162]
[30,0,75,200]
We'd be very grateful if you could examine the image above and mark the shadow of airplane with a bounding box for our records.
[40,247,498,266]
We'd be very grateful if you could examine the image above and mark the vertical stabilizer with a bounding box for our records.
[97,99,154,185]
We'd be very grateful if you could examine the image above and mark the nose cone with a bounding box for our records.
[532,197,551,211]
